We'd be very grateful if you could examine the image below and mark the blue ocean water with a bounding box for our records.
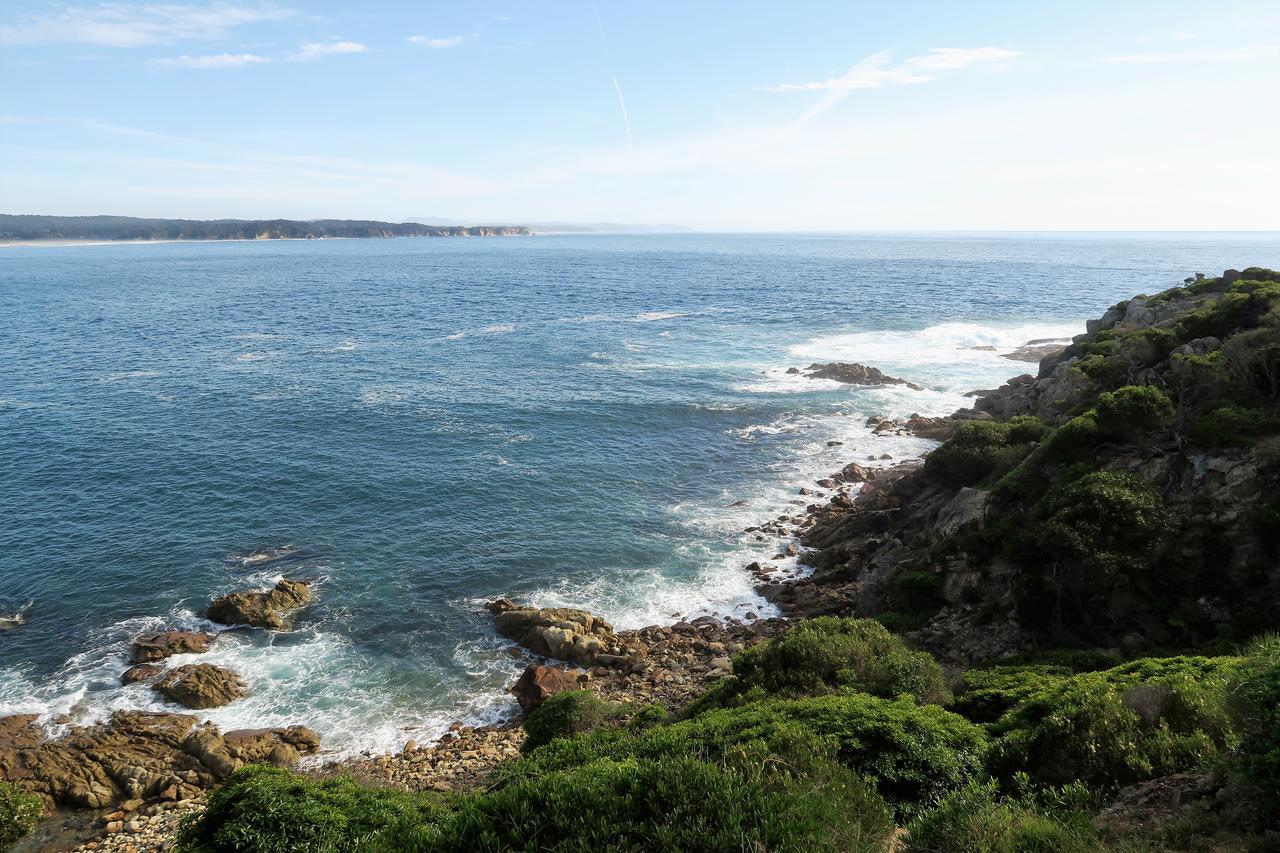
[1,232,1276,754]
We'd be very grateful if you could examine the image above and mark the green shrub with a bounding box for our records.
[522,690,620,752]
[1030,471,1174,583]
[953,665,1072,725]
[503,694,989,816]
[689,617,949,712]
[175,765,446,853]
[1072,353,1127,387]
[0,781,42,848]
[987,656,1239,788]
[905,779,1111,853]
[1093,385,1173,436]
[379,751,892,853]
[926,421,1017,487]
[1006,415,1050,444]
[1226,635,1280,827]
[1189,404,1267,448]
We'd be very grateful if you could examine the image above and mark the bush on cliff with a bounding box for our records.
[175,765,446,853]
[0,781,43,848]
[521,689,620,752]
[987,656,1239,789]
[686,616,950,712]
[1226,635,1280,828]
[505,694,989,815]
[1189,404,1269,448]
[905,779,1111,853]
[385,746,893,852]
[925,417,1046,488]
[1093,385,1173,437]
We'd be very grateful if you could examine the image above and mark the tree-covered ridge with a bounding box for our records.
[0,215,533,241]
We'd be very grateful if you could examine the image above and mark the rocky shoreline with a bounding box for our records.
[4,344,1072,851]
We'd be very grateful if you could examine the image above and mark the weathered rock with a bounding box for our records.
[121,664,164,686]
[130,631,214,663]
[153,664,247,709]
[511,664,581,713]
[801,362,924,391]
[486,599,621,667]
[0,711,318,812]
[1000,339,1069,363]
[207,578,311,629]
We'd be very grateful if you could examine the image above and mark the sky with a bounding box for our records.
[2,0,1279,230]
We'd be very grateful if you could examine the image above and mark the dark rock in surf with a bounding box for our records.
[131,631,215,663]
[207,578,311,630]
[153,664,247,709]
[802,362,924,391]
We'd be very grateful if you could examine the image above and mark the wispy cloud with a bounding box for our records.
[1101,45,1276,63]
[591,3,633,152]
[153,38,366,68]
[406,34,464,48]
[764,47,1021,122]
[0,3,294,47]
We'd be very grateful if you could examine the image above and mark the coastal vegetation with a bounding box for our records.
[7,268,1280,850]
[0,214,533,242]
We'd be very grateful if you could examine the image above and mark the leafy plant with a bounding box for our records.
[0,781,43,848]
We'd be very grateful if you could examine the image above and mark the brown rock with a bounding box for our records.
[121,664,164,685]
[131,631,214,663]
[153,664,247,709]
[485,600,618,667]
[802,362,924,390]
[511,664,580,713]
[207,578,311,629]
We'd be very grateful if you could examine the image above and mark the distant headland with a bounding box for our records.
[0,215,535,244]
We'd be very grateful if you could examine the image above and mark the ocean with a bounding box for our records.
[2,232,1276,757]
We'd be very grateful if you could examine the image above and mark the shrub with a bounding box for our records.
[0,781,42,848]
[503,694,988,816]
[987,656,1239,788]
[688,617,950,711]
[381,751,893,853]
[522,690,620,752]
[1072,353,1127,387]
[1189,404,1267,448]
[1226,635,1280,827]
[926,421,1017,487]
[175,765,446,853]
[1093,385,1173,436]
[1030,471,1174,583]
[953,665,1072,725]
[905,779,1110,853]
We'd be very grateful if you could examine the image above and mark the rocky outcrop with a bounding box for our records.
[0,712,318,810]
[486,600,643,668]
[511,664,583,713]
[130,631,214,663]
[207,578,311,630]
[1000,339,1069,363]
[153,665,247,709]
[800,362,924,390]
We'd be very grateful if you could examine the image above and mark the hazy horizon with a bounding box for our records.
[3,1,1279,230]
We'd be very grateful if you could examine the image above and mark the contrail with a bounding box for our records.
[592,2,633,151]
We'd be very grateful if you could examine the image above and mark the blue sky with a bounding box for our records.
[2,1,1278,229]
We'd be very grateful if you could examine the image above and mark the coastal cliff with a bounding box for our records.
[5,268,1280,852]
[0,215,534,243]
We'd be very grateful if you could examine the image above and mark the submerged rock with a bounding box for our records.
[121,663,164,685]
[1000,339,1069,363]
[207,578,311,630]
[131,630,215,663]
[153,664,247,709]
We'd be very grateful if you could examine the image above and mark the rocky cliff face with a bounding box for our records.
[781,268,1280,664]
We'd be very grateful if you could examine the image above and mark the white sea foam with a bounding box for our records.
[631,310,688,322]
[235,351,279,363]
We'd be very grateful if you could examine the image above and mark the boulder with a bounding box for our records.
[1000,340,1069,363]
[486,599,622,667]
[801,362,924,390]
[130,631,215,663]
[121,663,164,685]
[153,664,247,709]
[511,664,581,713]
[207,578,311,630]
[0,711,318,811]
